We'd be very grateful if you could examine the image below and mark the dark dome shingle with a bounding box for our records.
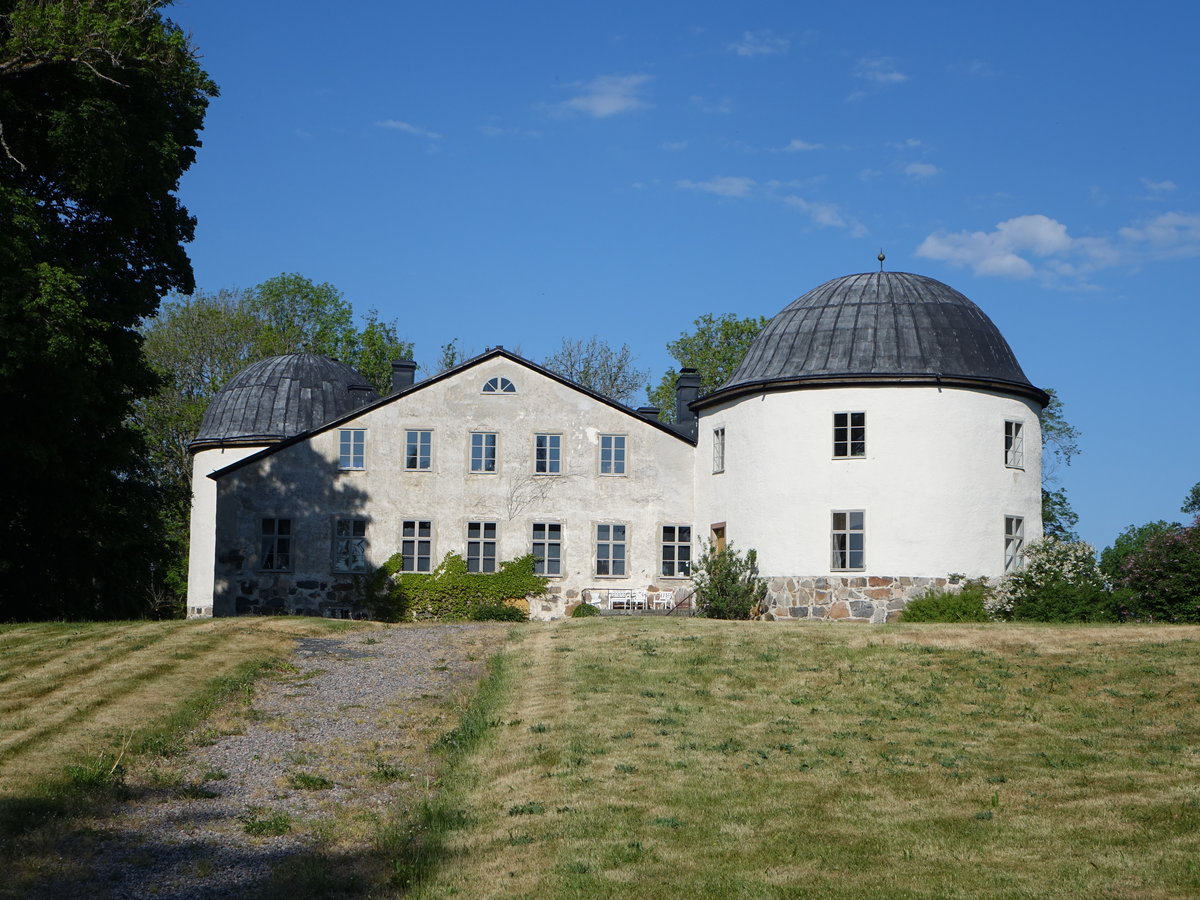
[717,271,1040,399]
[191,354,379,449]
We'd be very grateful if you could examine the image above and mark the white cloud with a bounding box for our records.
[676,176,755,198]
[783,195,867,235]
[662,140,688,151]
[917,215,1080,279]
[904,162,940,179]
[690,94,732,115]
[553,74,651,118]
[1141,178,1177,194]
[480,124,541,139]
[854,56,908,85]
[1118,212,1200,259]
[888,137,926,150]
[778,138,822,152]
[376,120,442,139]
[859,168,883,181]
[728,30,790,57]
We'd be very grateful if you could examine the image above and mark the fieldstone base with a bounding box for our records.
[761,575,951,624]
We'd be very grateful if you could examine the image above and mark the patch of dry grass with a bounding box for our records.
[414,619,1200,899]
[0,618,366,795]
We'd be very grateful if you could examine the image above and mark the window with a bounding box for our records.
[833,412,866,458]
[1005,516,1024,572]
[482,376,516,393]
[831,511,865,570]
[333,518,368,572]
[532,522,562,576]
[339,429,365,470]
[470,432,498,472]
[405,429,432,470]
[713,427,725,474]
[467,521,497,573]
[1005,421,1024,468]
[260,518,291,571]
[535,434,561,474]
[595,524,627,576]
[661,525,692,577]
[401,519,432,573]
[599,434,626,475]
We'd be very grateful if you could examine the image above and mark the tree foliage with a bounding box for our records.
[647,313,768,421]
[543,336,648,406]
[1117,520,1200,623]
[1039,388,1082,542]
[1099,520,1180,583]
[0,0,216,620]
[1181,482,1200,517]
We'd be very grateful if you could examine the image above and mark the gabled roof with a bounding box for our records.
[208,347,693,481]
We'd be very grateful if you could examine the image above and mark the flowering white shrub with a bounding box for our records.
[986,538,1109,621]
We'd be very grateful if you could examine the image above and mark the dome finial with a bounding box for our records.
[877,250,886,272]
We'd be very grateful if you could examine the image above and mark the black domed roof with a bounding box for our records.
[191,354,379,449]
[710,271,1044,404]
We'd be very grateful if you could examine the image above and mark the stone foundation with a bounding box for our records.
[761,575,952,624]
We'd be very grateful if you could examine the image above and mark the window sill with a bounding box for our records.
[593,574,629,579]
[1005,464,1025,471]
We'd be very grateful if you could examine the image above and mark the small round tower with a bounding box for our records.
[694,271,1047,622]
[186,355,378,617]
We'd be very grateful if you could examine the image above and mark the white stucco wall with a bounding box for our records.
[186,444,266,617]
[209,357,695,617]
[694,385,1043,580]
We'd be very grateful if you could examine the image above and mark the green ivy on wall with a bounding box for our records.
[367,553,548,621]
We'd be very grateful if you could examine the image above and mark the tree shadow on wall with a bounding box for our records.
[212,440,376,616]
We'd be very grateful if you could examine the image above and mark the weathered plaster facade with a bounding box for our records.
[207,353,695,618]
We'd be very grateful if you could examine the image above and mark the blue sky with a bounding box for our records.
[168,0,1198,553]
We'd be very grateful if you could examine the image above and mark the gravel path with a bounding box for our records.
[28,622,506,900]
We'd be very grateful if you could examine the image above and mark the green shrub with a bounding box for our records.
[987,539,1116,622]
[901,580,991,622]
[570,602,600,618]
[466,601,529,622]
[1119,521,1200,622]
[693,542,767,620]
[367,553,546,621]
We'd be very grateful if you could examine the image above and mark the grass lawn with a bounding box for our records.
[415,618,1200,899]
[0,618,367,820]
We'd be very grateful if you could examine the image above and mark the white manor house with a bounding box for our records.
[186,270,1047,623]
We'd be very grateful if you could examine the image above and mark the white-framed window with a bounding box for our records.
[1005,516,1024,572]
[712,427,725,474]
[535,434,561,474]
[470,432,498,473]
[599,434,626,475]
[260,518,292,571]
[661,525,692,577]
[401,519,432,573]
[405,429,432,471]
[338,429,365,470]
[532,522,562,576]
[595,523,627,576]
[467,521,497,573]
[831,510,865,570]
[833,412,866,458]
[333,518,368,572]
[482,376,516,394]
[1005,421,1024,469]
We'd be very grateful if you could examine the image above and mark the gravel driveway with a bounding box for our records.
[24,622,507,900]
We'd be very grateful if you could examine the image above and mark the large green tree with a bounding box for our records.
[0,0,215,620]
[647,313,769,421]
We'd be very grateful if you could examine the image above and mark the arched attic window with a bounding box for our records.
[482,377,516,394]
